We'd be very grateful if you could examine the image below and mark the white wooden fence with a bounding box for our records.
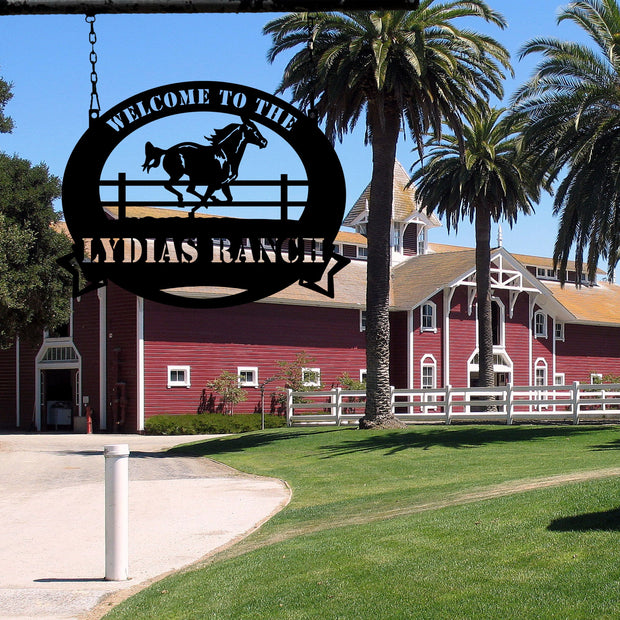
[286,383,620,426]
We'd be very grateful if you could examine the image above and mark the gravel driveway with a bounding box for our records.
[0,433,290,619]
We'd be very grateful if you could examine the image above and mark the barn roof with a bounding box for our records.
[343,160,441,228]
[391,249,476,309]
[544,280,620,326]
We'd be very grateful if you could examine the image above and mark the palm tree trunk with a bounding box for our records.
[360,101,405,429]
[475,203,494,388]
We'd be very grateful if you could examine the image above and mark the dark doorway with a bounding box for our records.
[43,369,74,430]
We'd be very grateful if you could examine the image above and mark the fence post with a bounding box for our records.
[390,385,395,418]
[335,387,342,426]
[280,174,288,221]
[506,383,513,425]
[572,381,580,425]
[445,384,452,425]
[286,388,293,426]
[118,172,126,220]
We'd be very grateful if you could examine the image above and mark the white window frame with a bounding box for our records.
[421,301,437,333]
[238,366,258,388]
[590,372,603,384]
[360,369,367,384]
[554,373,565,386]
[360,310,367,332]
[555,322,565,341]
[302,367,321,387]
[534,311,547,338]
[420,354,437,390]
[534,358,547,387]
[491,297,506,348]
[357,246,368,260]
[167,365,191,388]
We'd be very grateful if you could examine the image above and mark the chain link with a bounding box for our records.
[86,14,100,123]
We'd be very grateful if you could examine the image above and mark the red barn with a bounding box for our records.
[1,161,619,432]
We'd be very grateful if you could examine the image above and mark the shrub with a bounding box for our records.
[144,413,286,435]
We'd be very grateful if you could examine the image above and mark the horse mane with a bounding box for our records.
[207,123,240,146]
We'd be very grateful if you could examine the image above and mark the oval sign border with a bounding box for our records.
[62,81,347,308]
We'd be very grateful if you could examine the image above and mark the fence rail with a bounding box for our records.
[100,173,308,220]
[286,383,620,426]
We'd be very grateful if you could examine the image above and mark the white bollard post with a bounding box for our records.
[104,444,130,581]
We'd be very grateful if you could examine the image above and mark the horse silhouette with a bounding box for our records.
[142,117,268,216]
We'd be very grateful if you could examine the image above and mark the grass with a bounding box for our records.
[105,425,620,619]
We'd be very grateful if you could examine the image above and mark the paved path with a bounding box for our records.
[0,433,290,620]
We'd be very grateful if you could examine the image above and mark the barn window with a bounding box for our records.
[360,369,367,384]
[421,355,437,389]
[360,310,367,331]
[534,359,547,386]
[555,322,565,341]
[554,373,565,386]
[491,299,505,347]
[238,367,258,387]
[168,366,191,388]
[302,367,321,387]
[421,302,436,332]
[534,311,547,338]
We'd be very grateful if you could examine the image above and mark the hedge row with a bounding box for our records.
[144,413,287,435]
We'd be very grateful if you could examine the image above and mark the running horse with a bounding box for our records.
[141,117,268,216]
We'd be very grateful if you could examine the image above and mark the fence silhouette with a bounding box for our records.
[100,172,308,220]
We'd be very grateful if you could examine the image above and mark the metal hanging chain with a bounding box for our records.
[86,14,100,124]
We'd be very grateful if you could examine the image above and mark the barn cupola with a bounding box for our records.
[343,160,441,264]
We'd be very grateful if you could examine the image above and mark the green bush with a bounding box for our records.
[144,413,287,435]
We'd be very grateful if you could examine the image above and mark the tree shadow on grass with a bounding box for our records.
[548,507,620,531]
[591,438,620,451]
[167,428,343,458]
[317,425,612,458]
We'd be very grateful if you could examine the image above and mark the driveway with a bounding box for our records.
[0,433,290,619]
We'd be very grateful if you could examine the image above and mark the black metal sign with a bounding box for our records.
[0,0,420,15]
[61,81,349,308]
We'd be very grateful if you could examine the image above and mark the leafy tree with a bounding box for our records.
[0,153,72,347]
[205,370,248,415]
[277,351,321,392]
[513,0,620,282]
[0,75,13,134]
[264,5,510,427]
[410,107,543,387]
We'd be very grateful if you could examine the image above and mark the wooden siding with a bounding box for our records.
[389,311,408,388]
[143,301,366,417]
[412,292,444,387]
[73,292,101,429]
[556,323,620,383]
[106,284,138,432]
[503,292,532,386]
[18,341,38,430]
[0,343,16,428]
[447,288,476,387]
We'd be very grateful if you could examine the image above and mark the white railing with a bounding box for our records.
[286,383,620,426]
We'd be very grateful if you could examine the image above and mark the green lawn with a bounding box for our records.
[106,425,620,619]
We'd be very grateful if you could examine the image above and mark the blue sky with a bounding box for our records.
[0,2,591,259]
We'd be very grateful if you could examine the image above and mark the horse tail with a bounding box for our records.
[142,141,165,172]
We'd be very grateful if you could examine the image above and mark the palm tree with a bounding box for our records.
[264,5,510,427]
[410,107,543,387]
[513,0,620,283]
